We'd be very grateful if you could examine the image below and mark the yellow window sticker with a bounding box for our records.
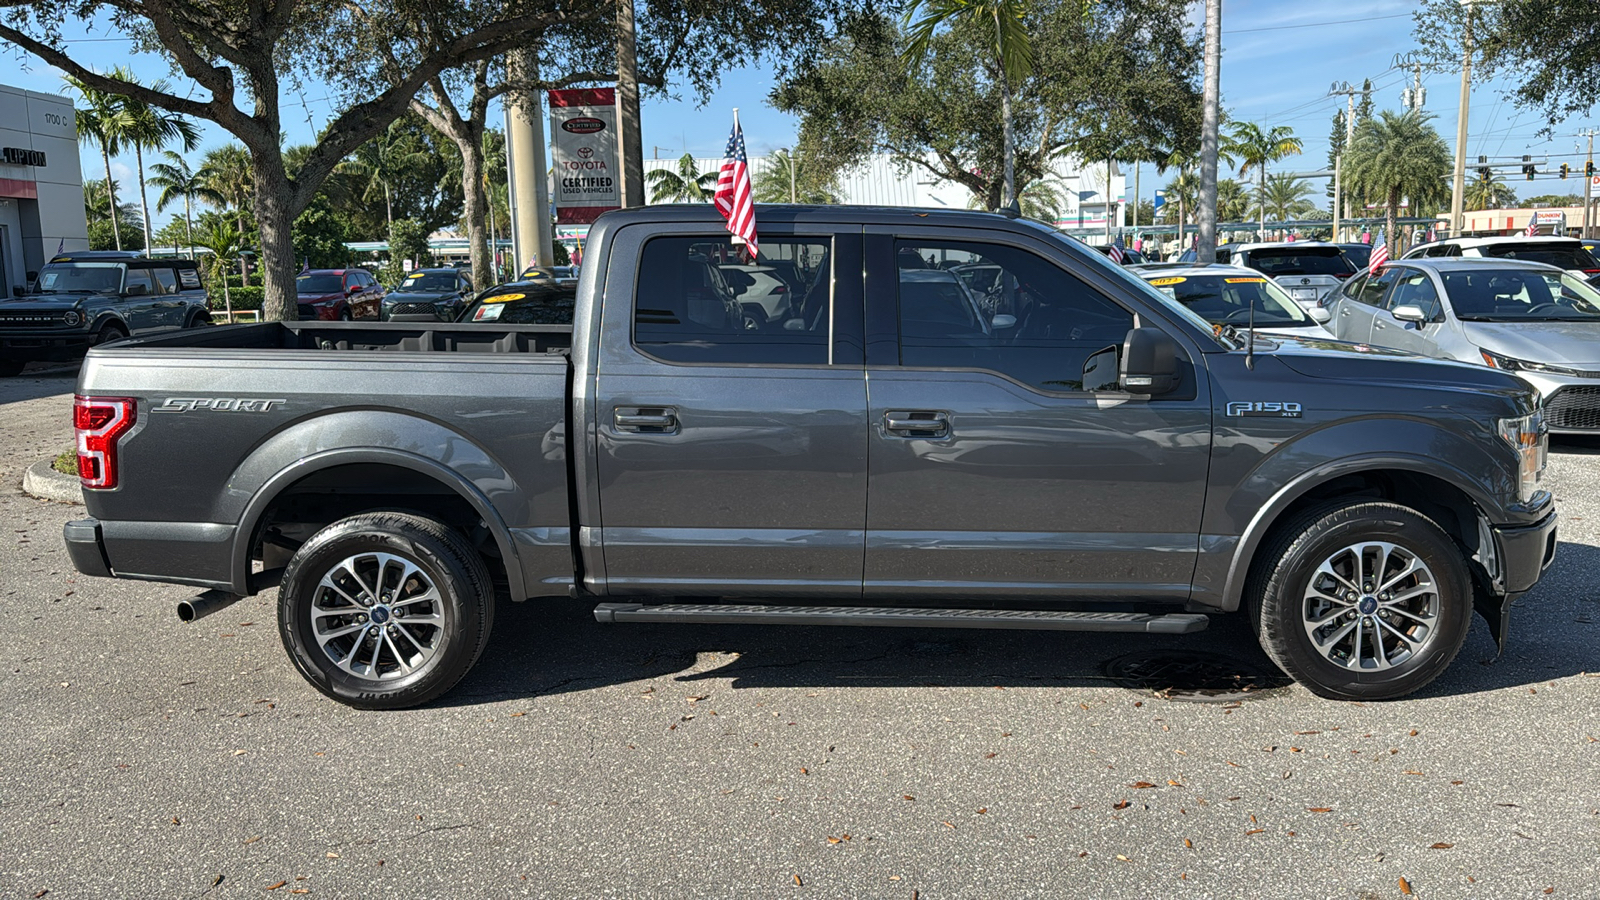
[1148,276,1186,286]
[1224,277,1266,283]
[482,293,524,304]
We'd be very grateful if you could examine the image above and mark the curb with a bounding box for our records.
[23,458,83,505]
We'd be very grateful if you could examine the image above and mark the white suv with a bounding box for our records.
[1402,235,1600,278]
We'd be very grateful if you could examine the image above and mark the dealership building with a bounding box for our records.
[0,83,88,300]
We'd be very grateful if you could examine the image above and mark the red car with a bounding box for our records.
[295,269,384,320]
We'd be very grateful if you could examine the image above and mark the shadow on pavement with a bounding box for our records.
[446,539,1599,707]
[0,364,78,405]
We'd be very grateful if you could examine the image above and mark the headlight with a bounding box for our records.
[1497,410,1549,504]
[1480,349,1583,377]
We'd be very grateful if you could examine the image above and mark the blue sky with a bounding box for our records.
[6,0,1596,230]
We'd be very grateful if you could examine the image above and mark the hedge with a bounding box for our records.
[210,286,264,311]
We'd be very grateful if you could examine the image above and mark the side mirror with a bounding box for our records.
[1308,306,1332,324]
[991,314,1017,330]
[1120,326,1179,395]
[347,284,361,295]
[1392,304,1426,323]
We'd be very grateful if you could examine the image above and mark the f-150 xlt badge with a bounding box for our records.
[1226,401,1302,418]
[154,397,287,413]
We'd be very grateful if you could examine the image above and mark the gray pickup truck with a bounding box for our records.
[62,206,1557,708]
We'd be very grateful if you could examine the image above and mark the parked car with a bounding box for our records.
[1337,242,1373,272]
[1330,257,1600,433]
[718,264,795,327]
[1132,264,1333,338]
[63,205,1554,708]
[1092,245,1149,265]
[296,268,383,320]
[0,251,212,376]
[381,268,474,322]
[1402,236,1600,279]
[518,265,580,287]
[458,280,577,325]
[1176,242,1358,308]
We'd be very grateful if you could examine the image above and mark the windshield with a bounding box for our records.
[1480,242,1600,270]
[297,274,344,294]
[464,287,576,324]
[395,272,458,292]
[1153,274,1312,327]
[1442,269,1600,321]
[36,262,122,294]
[1246,247,1355,277]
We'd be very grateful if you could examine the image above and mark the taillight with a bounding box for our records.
[74,396,136,489]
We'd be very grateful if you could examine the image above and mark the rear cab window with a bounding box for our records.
[1244,247,1355,277]
[1481,241,1600,270]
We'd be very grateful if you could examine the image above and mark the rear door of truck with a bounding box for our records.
[590,222,867,598]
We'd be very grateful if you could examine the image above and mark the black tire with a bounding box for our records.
[92,324,128,347]
[0,359,24,377]
[339,308,353,321]
[186,311,212,328]
[277,512,495,709]
[1249,502,1473,701]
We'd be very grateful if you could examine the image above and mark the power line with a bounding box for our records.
[1224,13,1412,34]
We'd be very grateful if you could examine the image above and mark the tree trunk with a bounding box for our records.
[384,182,394,231]
[458,130,490,290]
[1000,72,1015,210]
[101,143,121,251]
[253,154,299,322]
[1387,187,1399,259]
[1259,167,1266,242]
[183,195,193,259]
[1197,0,1221,262]
[135,143,152,255]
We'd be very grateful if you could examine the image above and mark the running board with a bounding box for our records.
[592,603,1209,634]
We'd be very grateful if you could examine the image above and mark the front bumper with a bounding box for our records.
[1501,371,1600,433]
[0,329,94,361]
[1493,508,1558,595]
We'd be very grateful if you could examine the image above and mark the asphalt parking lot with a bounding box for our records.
[2,369,1597,899]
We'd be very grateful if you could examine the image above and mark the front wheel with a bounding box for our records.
[277,512,495,709]
[1250,502,1473,701]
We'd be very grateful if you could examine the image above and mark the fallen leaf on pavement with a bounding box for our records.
[1402,770,1425,776]
[1399,877,1413,895]
[1307,808,1333,813]
[1129,782,1156,789]
[1168,780,1183,787]
[325,852,339,858]
[1430,842,1453,849]
[267,882,287,891]
[1116,854,1130,861]
[942,821,955,829]
[1183,839,1193,848]
[1245,828,1264,835]
[1113,800,1131,810]
[792,874,802,886]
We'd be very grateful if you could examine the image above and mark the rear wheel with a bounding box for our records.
[1250,502,1473,700]
[277,512,495,709]
[92,324,128,347]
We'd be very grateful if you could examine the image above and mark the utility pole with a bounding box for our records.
[1132,160,1141,229]
[1450,12,1475,238]
[1197,0,1221,262]
[615,0,645,208]
[506,50,553,269]
[1329,83,1359,243]
[1106,157,1115,243]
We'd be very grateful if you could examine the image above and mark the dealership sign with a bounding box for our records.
[549,88,619,225]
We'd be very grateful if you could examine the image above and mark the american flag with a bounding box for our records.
[1524,216,1538,236]
[1368,228,1389,273]
[1425,227,1436,242]
[713,113,758,259]
[1108,234,1126,264]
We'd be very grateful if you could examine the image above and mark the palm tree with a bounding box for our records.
[64,72,133,250]
[192,221,249,319]
[149,151,221,258]
[1217,179,1252,225]
[903,0,1033,209]
[967,177,1065,223]
[1258,173,1316,235]
[201,144,255,233]
[340,126,431,231]
[1344,110,1451,260]
[1465,170,1517,210]
[1226,121,1303,241]
[110,71,200,255]
[647,154,720,203]
[753,149,839,204]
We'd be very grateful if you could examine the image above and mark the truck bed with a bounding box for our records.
[112,320,574,355]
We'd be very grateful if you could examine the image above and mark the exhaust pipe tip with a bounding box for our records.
[178,589,244,623]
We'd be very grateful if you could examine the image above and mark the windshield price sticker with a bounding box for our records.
[483,293,524,304]
[1149,276,1186,286]
[473,305,504,321]
[1224,277,1266,283]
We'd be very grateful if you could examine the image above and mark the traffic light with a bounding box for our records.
[1561,163,1570,179]
[1588,160,1596,177]
[1523,164,1536,180]
[1478,166,1492,179]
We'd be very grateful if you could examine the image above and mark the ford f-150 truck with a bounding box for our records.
[61,206,1557,708]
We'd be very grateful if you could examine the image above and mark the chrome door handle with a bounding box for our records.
[1340,309,1350,316]
[614,407,679,433]
[1374,320,1386,329]
[884,411,950,437]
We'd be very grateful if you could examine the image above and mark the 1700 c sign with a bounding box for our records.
[2,147,46,167]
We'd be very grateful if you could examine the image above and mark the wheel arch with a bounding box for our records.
[1221,455,1499,613]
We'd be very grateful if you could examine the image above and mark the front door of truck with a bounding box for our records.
[593,226,867,598]
[860,229,1213,603]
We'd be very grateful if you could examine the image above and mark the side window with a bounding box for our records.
[1388,272,1440,319]
[1341,273,1368,300]
[152,267,179,295]
[894,239,1134,393]
[633,235,832,365]
[345,273,360,292]
[1356,268,1397,306]
[177,267,203,291]
[122,268,155,296]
